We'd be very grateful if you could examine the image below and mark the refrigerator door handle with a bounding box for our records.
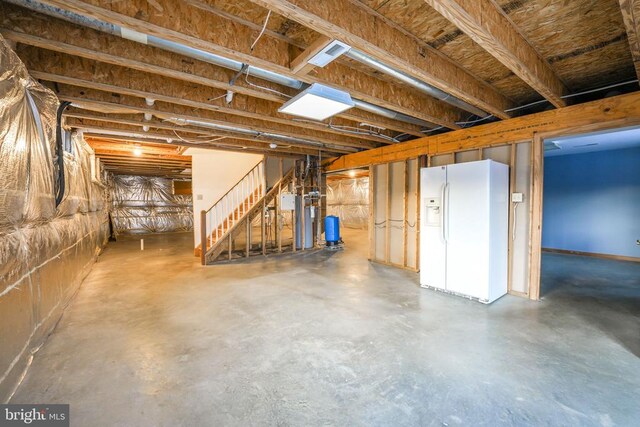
[440,182,447,242]
[445,182,450,242]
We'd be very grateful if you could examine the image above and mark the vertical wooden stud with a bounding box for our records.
[528,134,544,300]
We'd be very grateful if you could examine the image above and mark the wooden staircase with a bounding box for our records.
[198,161,295,265]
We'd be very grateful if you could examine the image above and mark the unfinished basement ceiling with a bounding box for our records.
[0,0,638,176]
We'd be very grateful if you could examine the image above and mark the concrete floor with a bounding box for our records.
[10,229,640,426]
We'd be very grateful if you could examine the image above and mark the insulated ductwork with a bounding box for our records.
[8,0,438,130]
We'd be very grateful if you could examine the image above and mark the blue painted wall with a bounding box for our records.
[543,147,640,258]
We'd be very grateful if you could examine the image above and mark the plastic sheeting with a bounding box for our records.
[326,177,369,229]
[0,36,109,402]
[109,175,193,235]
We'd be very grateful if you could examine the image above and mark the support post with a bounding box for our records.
[200,210,207,266]
[529,134,544,300]
[403,160,408,268]
[262,199,267,256]
[368,165,375,261]
[385,163,391,263]
[246,215,251,257]
[277,182,282,252]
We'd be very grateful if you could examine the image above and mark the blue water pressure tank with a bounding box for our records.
[325,215,340,246]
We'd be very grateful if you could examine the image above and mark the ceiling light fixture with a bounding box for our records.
[278,83,354,121]
[269,143,278,149]
[133,146,143,156]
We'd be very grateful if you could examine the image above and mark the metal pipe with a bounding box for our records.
[169,118,358,153]
[346,49,489,118]
[10,0,438,129]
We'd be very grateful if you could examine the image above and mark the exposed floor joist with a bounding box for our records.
[65,112,350,156]
[423,0,569,107]
[0,11,417,140]
[86,134,305,159]
[619,0,640,81]
[249,0,513,118]
[74,121,331,157]
[19,0,466,129]
[16,45,376,151]
[327,91,640,170]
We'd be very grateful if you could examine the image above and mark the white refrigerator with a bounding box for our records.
[420,159,509,304]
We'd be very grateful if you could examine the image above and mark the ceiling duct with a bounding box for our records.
[345,49,489,118]
[308,40,351,67]
[8,0,438,130]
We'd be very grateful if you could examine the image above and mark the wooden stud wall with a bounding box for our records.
[369,158,420,271]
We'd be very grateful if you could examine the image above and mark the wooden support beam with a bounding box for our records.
[327,92,640,170]
[250,0,513,119]
[385,163,391,263]
[68,115,341,157]
[261,199,267,255]
[424,0,568,107]
[0,24,403,143]
[61,93,351,156]
[14,0,464,129]
[290,35,332,75]
[85,132,305,159]
[16,47,373,151]
[619,0,640,81]
[368,165,375,261]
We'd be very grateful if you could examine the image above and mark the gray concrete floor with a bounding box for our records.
[10,229,640,426]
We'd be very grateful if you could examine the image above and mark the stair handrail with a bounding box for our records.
[203,159,264,216]
[200,159,265,255]
[202,167,295,264]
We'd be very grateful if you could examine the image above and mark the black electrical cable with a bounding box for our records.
[55,101,72,206]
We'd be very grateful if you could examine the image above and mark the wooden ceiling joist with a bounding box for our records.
[16,45,376,151]
[78,122,325,157]
[619,0,640,81]
[0,4,423,138]
[0,30,409,143]
[59,91,353,155]
[67,114,345,156]
[249,0,513,119]
[327,91,640,171]
[21,0,466,129]
[290,34,332,75]
[87,134,305,159]
[423,0,569,108]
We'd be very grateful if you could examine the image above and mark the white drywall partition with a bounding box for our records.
[186,148,262,247]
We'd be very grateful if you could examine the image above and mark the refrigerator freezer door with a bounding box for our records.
[445,161,491,300]
[420,166,447,290]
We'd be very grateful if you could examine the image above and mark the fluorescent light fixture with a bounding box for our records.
[278,83,355,121]
[308,40,351,67]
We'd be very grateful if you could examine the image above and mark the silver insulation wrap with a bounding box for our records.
[0,36,109,402]
[109,175,193,235]
[326,177,370,229]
